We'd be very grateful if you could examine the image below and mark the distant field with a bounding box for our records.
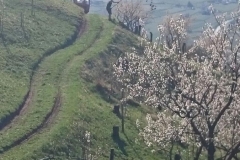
[145,0,238,41]
[90,0,238,42]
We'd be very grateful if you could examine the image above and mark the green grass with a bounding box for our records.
[0,15,164,160]
[0,14,103,154]
[0,0,84,125]
[0,1,235,159]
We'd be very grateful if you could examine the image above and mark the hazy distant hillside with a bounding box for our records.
[90,0,238,42]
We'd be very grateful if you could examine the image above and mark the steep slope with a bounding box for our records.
[0,0,84,130]
[0,1,166,158]
[1,15,165,159]
[0,14,106,159]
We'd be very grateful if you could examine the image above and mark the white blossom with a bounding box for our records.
[113,13,240,160]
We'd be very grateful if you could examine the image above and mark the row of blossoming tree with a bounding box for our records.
[113,0,152,32]
[113,6,240,160]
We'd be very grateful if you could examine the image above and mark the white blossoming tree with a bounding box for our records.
[113,0,150,31]
[113,11,240,160]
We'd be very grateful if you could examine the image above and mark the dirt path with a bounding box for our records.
[0,17,106,154]
[0,18,87,143]
[18,19,91,144]
[16,90,62,145]
[3,91,62,150]
[4,18,88,146]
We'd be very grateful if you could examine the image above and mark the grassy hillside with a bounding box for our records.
[0,1,236,159]
[0,1,171,159]
[0,14,166,159]
[0,0,83,129]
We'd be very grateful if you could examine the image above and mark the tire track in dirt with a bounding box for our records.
[0,17,105,154]
[0,18,86,150]
[1,91,62,153]
[0,19,85,132]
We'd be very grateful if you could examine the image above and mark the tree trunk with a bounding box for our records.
[194,145,202,160]
[121,89,124,133]
[208,142,215,160]
[225,142,240,160]
[169,140,174,160]
[31,0,33,9]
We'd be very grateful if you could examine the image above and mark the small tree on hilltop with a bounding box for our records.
[113,10,240,160]
[113,0,150,31]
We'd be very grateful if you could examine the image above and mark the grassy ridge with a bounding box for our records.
[1,16,164,160]
[42,20,163,160]
[0,0,83,127]
[0,15,104,154]
[0,14,106,159]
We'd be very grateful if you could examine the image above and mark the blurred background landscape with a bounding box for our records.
[89,0,238,41]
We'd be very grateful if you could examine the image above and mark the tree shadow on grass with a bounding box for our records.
[21,26,30,42]
[111,134,128,156]
[113,110,122,119]
[123,132,144,160]
[95,83,116,104]
[1,34,12,55]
